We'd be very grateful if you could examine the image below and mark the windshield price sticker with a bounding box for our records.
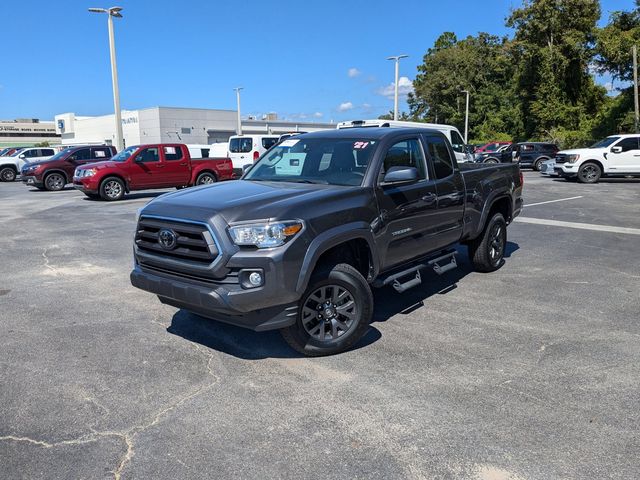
[280,139,299,148]
[165,147,176,154]
[353,141,369,149]
[95,151,106,157]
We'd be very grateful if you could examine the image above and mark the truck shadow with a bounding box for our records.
[167,242,519,359]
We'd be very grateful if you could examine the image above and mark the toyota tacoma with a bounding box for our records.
[131,128,523,356]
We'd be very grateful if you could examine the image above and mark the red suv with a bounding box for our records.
[21,145,117,191]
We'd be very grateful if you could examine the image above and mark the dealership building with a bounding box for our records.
[0,119,61,147]
[55,107,335,147]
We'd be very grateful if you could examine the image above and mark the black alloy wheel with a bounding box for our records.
[577,162,601,184]
[301,285,357,342]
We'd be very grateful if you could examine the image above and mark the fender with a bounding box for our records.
[472,189,513,238]
[295,221,379,294]
[42,168,70,183]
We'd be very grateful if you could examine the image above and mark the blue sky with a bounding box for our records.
[0,0,634,122]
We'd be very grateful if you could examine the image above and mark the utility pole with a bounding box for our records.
[462,90,470,143]
[634,45,639,134]
[234,87,243,135]
[89,6,124,151]
[387,55,408,121]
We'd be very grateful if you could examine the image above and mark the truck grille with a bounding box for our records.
[135,217,218,265]
[555,154,568,164]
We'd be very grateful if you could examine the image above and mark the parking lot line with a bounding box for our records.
[515,217,640,235]
[524,196,583,207]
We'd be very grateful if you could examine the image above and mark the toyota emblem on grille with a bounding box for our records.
[158,228,178,250]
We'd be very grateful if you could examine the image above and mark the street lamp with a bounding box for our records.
[461,89,470,143]
[88,6,124,151]
[234,87,243,135]
[387,54,408,121]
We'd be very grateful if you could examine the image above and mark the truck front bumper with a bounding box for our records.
[554,165,577,178]
[130,265,298,331]
[73,176,100,193]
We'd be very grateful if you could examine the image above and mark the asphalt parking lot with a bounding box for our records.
[1,172,639,480]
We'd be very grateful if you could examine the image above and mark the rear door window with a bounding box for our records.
[70,148,91,160]
[229,138,252,153]
[163,146,184,160]
[40,149,55,156]
[91,147,111,159]
[262,137,278,150]
[425,135,454,179]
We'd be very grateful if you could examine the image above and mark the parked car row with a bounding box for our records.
[473,142,559,170]
[0,146,59,181]
[538,134,640,183]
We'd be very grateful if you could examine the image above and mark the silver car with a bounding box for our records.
[540,158,557,176]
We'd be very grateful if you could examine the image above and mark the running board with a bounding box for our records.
[376,249,458,293]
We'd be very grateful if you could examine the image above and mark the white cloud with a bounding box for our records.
[338,102,354,112]
[313,112,323,118]
[348,68,361,78]
[377,76,414,99]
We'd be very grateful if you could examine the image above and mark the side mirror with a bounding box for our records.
[611,146,622,153]
[134,155,143,162]
[383,166,418,185]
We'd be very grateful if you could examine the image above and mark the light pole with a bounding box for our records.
[234,87,243,135]
[89,6,124,151]
[387,55,408,121]
[461,89,470,143]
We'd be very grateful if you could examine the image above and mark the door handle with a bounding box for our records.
[179,162,188,166]
[155,164,165,168]
[422,193,437,205]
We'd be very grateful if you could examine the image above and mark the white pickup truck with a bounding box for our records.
[555,134,640,183]
[0,147,57,182]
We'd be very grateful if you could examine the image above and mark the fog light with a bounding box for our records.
[249,272,263,286]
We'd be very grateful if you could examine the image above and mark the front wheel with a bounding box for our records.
[484,158,499,164]
[468,212,507,272]
[99,177,125,201]
[0,167,17,182]
[44,172,66,191]
[577,162,601,184]
[280,263,373,356]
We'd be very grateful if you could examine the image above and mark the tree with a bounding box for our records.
[595,1,640,83]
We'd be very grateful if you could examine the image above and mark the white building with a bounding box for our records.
[55,106,334,148]
[0,119,61,147]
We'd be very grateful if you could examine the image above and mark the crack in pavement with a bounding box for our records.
[41,247,59,276]
[0,342,220,480]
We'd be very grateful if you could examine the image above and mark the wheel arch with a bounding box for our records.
[580,159,604,172]
[296,223,378,294]
[43,169,70,183]
[472,193,513,239]
[194,169,218,183]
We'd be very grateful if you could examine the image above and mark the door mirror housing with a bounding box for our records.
[611,146,622,153]
[383,166,419,185]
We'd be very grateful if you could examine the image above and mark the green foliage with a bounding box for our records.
[408,0,638,149]
[34,142,51,147]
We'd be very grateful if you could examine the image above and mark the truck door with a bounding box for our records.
[128,146,164,188]
[160,145,191,186]
[423,134,465,248]
[374,137,441,270]
[609,136,640,173]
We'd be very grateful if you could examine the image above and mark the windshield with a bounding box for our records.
[590,137,620,148]
[244,137,376,186]
[46,148,74,161]
[110,146,138,162]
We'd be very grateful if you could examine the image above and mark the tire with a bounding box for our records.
[577,162,601,184]
[533,157,547,171]
[468,212,507,273]
[99,177,125,201]
[196,172,217,185]
[44,172,66,191]
[280,263,373,356]
[0,167,17,182]
[484,158,499,164]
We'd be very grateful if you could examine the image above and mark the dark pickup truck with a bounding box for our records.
[131,128,523,356]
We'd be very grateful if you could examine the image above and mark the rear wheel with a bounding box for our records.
[468,212,507,272]
[44,172,66,191]
[99,177,125,201]
[280,263,373,356]
[0,167,17,182]
[533,157,547,171]
[577,162,601,184]
[196,172,217,185]
[484,158,499,164]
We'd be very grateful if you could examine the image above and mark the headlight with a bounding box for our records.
[229,220,304,248]
[566,154,580,164]
[79,168,97,177]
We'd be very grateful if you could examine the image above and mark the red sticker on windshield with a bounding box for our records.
[353,141,369,149]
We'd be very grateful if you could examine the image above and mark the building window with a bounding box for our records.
[181,127,191,135]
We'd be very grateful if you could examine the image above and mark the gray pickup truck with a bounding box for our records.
[131,127,523,356]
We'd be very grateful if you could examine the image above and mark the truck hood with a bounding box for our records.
[557,148,605,156]
[142,180,362,224]
[78,160,117,170]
